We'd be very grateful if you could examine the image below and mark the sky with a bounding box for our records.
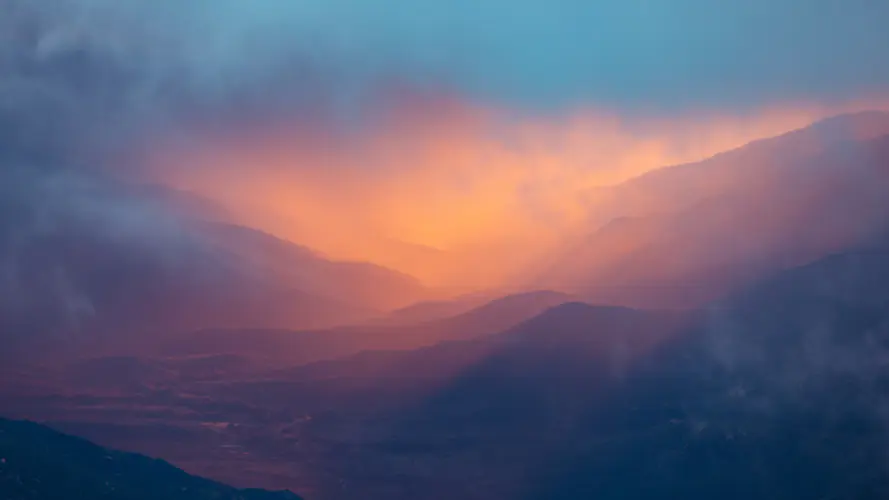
[3,0,889,289]
[7,0,889,123]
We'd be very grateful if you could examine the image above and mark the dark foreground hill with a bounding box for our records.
[0,418,302,500]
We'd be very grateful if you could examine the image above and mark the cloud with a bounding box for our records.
[1,0,888,295]
[9,0,886,117]
[150,98,889,288]
[0,0,886,172]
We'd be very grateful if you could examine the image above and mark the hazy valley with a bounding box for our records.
[4,111,889,498]
[4,3,889,497]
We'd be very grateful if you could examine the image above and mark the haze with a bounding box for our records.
[3,1,889,500]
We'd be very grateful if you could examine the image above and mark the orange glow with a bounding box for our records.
[148,94,889,290]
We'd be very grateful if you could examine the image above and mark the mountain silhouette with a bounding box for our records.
[0,418,302,500]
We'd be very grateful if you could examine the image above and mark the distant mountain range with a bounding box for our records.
[536,111,889,308]
[6,111,889,358]
[0,175,427,362]
[150,290,581,368]
[280,301,684,383]
[4,111,889,499]
[197,221,426,312]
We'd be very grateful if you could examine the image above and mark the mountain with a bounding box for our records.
[0,175,430,363]
[284,302,684,383]
[585,110,889,223]
[157,290,580,367]
[538,112,889,307]
[0,418,302,500]
[147,302,688,499]
[373,293,496,326]
[526,243,889,499]
[199,222,425,312]
[5,247,889,499]
[207,245,889,499]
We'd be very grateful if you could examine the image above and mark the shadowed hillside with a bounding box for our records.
[0,418,302,500]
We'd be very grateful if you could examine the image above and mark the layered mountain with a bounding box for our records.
[156,290,579,367]
[0,417,302,500]
[205,243,889,499]
[372,292,497,326]
[0,172,426,362]
[0,291,580,398]
[199,222,424,312]
[281,302,685,383]
[537,111,889,308]
[5,244,889,499]
[584,110,889,223]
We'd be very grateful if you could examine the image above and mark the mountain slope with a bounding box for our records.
[231,245,889,499]
[539,113,889,307]
[528,244,889,499]
[199,222,426,311]
[0,418,302,500]
[0,175,431,364]
[373,293,496,326]
[284,302,685,382]
[7,247,889,499]
[0,174,373,340]
[586,110,889,222]
[158,290,580,367]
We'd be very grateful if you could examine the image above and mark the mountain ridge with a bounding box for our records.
[537,113,889,307]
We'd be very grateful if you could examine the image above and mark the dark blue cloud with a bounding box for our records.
[8,0,889,122]
[1,0,888,170]
[107,0,887,111]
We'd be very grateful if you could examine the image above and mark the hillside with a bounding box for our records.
[156,290,580,367]
[229,245,889,499]
[538,112,889,307]
[0,176,431,363]
[0,418,302,500]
